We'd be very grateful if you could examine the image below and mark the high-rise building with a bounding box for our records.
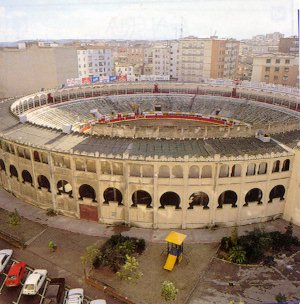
[77,48,113,78]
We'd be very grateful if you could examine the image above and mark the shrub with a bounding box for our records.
[229,246,246,264]
[275,292,287,302]
[96,234,146,272]
[161,281,178,302]
[46,208,57,216]
[220,236,233,252]
[117,255,143,283]
[48,240,57,252]
[81,244,100,277]
[8,209,21,226]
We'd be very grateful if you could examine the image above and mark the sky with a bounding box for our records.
[0,0,299,42]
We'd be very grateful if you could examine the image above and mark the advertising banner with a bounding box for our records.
[92,76,100,83]
[140,75,170,81]
[82,77,92,85]
[66,78,81,87]
[100,76,110,83]
[118,75,127,81]
[109,75,118,82]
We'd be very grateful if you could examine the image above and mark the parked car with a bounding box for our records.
[5,261,26,287]
[44,278,65,304]
[90,300,107,304]
[65,288,84,304]
[0,249,13,272]
[22,269,47,295]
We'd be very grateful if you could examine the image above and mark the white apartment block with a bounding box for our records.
[77,48,113,78]
[169,40,180,80]
[152,45,170,76]
[223,39,239,79]
[178,36,212,82]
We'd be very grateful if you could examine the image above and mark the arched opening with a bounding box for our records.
[172,165,183,178]
[159,191,181,209]
[272,160,280,173]
[246,163,256,176]
[188,166,199,178]
[269,185,285,202]
[9,165,18,179]
[231,164,241,177]
[201,165,212,178]
[37,175,51,192]
[282,159,290,172]
[79,184,97,202]
[258,162,267,175]
[22,170,33,185]
[218,190,238,208]
[0,159,5,172]
[131,190,152,208]
[188,192,209,209]
[158,165,170,178]
[57,180,73,197]
[244,188,263,206]
[33,151,40,162]
[103,187,123,205]
[219,164,229,178]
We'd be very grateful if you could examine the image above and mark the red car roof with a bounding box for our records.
[8,262,26,275]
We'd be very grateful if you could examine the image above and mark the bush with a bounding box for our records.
[161,281,178,302]
[96,234,146,272]
[48,240,57,252]
[8,209,21,226]
[117,255,143,283]
[46,208,57,216]
[229,246,246,264]
[275,292,287,302]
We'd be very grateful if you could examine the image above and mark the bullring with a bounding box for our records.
[0,82,300,229]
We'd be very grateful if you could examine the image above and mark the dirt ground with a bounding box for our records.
[0,207,46,243]
[90,242,218,304]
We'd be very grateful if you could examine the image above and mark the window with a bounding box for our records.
[274,75,278,80]
[264,75,269,80]
[284,67,289,72]
[275,67,279,72]
[283,76,288,80]
[265,67,270,71]
[275,59,280,64]
[266,59,271,63]
[285,59,290,64]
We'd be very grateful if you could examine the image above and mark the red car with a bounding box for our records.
[5,262,26,287]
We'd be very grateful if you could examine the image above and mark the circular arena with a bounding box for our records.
[1,82,300,229]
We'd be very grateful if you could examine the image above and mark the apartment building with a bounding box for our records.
[177,36,212,82]
[152,45,170,76]
[77,48,113,78]
[169,40,180,80]
[279,36,299,54]
[251,53,299,87]
[0,44,77,98]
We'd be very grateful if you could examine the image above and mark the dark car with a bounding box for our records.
[44,278,65,304]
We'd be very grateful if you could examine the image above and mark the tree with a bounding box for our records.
[80,244,100,278]
[161,281,178,302]
[229,246,246,264]
[117,255,143,283]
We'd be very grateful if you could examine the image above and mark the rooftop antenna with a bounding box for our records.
[180,17,183,39]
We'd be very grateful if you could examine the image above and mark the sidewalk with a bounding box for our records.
[0,187,295,243]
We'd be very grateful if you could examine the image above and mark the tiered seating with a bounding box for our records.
[26,94,300,131]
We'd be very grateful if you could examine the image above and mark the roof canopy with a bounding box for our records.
[165,231,187,245]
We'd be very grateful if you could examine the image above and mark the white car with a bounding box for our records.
[65,288,84,304]
[90,300,107,304]
[0,249,13,272]
[22,269,47,295]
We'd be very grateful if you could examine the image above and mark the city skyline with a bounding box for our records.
[0,0,298,42]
